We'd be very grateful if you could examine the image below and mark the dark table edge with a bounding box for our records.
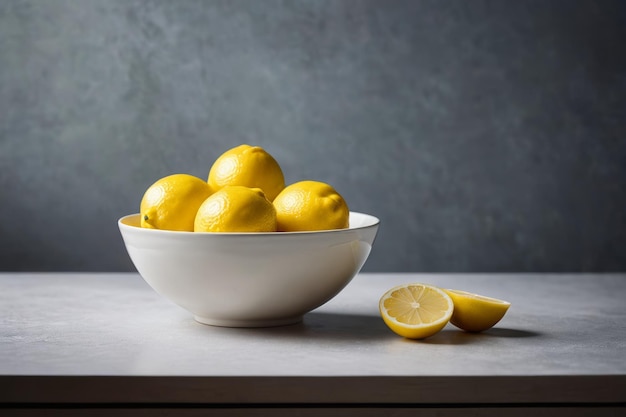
[1,375,625,405]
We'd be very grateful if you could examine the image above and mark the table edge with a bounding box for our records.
[2,375,625,405]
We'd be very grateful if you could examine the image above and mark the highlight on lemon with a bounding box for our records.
[140,174,213,231]
[443,289,511,332]
[273,180,349,232]
[379,283,454,340]
[208,144,285,202]
[194,186,277,233]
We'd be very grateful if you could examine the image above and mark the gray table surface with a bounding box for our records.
[1,272,625,409]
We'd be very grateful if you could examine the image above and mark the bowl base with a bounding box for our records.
[194,315,303,328]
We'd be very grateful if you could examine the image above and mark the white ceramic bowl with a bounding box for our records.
[118,212,379,327]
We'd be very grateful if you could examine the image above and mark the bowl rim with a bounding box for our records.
[118,211,379,237]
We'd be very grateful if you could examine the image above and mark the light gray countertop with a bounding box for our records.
[1,272,625,411]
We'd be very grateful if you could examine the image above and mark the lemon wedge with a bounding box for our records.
[379,283,454,339]
[443,289,511,332]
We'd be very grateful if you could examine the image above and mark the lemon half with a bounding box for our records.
[379,283,454,339]
[443,289,511,332]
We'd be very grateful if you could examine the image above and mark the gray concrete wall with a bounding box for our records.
[1,0,625,272]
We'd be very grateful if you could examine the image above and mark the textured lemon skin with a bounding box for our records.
[443,289,511,332]
[379,284,454,340]
[273,180,349,232]
[194,186,277,233]
[207,144,285,202]
[140,174,213,231]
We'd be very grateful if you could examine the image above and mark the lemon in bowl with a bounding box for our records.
[194,186,277,233]
[208,144,285,201]
[140,174,213,231]
[273,180,349,232]
[118,211,379,327]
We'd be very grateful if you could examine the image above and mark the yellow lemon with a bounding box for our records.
[379,283,454,339]
[140,174,213,231]
[194,186,277,232]
[273,180,349,232]
[208,144,285,201]
[443,289,511,332]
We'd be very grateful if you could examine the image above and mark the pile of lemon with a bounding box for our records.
[139,144,349,233]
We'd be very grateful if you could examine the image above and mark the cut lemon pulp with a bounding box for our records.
[379,283,454,339]
[443,289,511,332]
